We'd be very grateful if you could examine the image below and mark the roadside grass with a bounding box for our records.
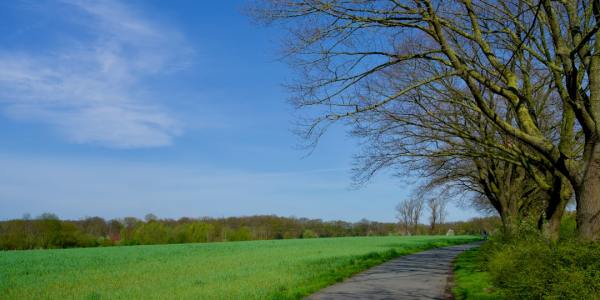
[0,235,477,299]
[453,247,501,300]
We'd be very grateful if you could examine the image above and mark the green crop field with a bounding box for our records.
[0,235,477,299]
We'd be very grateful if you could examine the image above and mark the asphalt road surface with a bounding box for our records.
[306,242,481,300]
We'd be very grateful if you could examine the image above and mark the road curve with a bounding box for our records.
[306,242,481,300]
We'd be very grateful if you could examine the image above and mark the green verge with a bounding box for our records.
[452,247,501,300]
[0,235,478,299]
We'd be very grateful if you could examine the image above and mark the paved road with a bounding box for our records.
[306,242,481,300]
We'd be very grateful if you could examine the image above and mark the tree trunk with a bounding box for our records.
[576,141,600,240]
[544,210,564,241]
[500,208,519,239]
[543,175,571,241]
[578,16,600,241]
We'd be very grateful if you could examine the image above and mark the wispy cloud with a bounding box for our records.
[0,0,191,148]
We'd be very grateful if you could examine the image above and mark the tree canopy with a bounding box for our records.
[253,0,600,240]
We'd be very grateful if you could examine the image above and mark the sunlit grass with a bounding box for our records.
[1,235,477,299]
[453,247,501,300]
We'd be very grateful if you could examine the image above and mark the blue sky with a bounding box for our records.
[0,0,481,222]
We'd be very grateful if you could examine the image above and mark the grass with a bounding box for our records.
[0,235,477,299]
[452,247,501,300]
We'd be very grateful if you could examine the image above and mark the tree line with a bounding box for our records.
[0,213,496,250]
[251,0,600,241]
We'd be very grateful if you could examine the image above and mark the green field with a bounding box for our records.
[0,235,477,299]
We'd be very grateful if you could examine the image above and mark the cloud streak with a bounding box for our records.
[0,0,190,148]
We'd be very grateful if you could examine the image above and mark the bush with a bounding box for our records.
[302,229,318,238]
[559,212,577,240]
[172,222,215,243]
[228,227,253,241]
[132,221,170,245]
[487,239,600,299]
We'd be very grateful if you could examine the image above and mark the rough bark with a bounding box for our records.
[577,17,600,239]
[576,143,600,240]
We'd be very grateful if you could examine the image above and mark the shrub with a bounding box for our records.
[559,212,577,240]
[487,239,600,299]
[172,222,215,243]
[302,229,318,238]
[228,227,253,241]
[132,222,170,245]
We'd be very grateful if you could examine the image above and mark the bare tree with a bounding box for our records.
[427,197,447,234]
[253,0,600,240]
[396,198,424,235]
[352,85,567,237]
[396,201,412,235]
[416,142,565,238]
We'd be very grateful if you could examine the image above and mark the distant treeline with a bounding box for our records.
[0,213,498,250]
